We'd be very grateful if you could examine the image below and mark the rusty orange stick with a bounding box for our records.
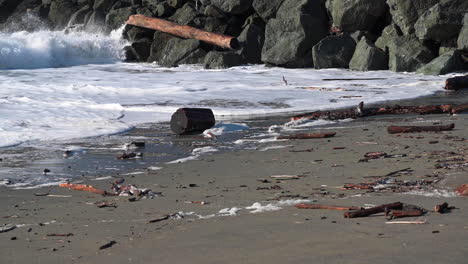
[59,183,107,195]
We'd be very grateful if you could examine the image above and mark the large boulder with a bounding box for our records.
[84,10,106,32]
[252,0,285,21]
[169,2,197,25]
[0,0,21,24]
[93,0,118,12]
[155,2,175,17]
[261,0,328,68]
[147,31,174,62]
[105,6,137,31]
[458,14,468,51]
[415,0,468,42]
[375,24,402,51]
[211,0,253,15]
[349,37,388,71]
[159,38,203,67]
[124,25,154,42]
[387,35,435,72]
[236,23,265,64]
[127,38,152,61]
[48,0,79,29]
[325,0,387,32]
[312,33,357,69]
[204,51,245,69]
[67,4,91,27]
[386,0,439,35]
[416,50,468,75]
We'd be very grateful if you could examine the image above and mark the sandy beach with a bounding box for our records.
[1,92,467,264]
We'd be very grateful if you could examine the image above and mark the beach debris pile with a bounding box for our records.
[59,180,161,199]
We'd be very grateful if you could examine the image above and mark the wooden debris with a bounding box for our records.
[99,240,117,250]
[388,209,424,219]
[148,215,170,223]
[455,184,468,196]
[277,132,336,140]
[170,108,215,135]
[0,225,16,233]
[445,75,468,90]
[295,204,361,211]
[59,183,109,196]
[434,202,452,213]
[342,183,374,190]
[385,220,427,224]
[117,152,143,160]
[452,104,468,114]
[344,202,403,218]
[387,123,455,134]
[126,15,238,49]
[95,201,117,208]
[46,233,74,237]
[34,192,49,196]
[364,152,387,159]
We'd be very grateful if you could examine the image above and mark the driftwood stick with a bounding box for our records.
[452,104,468,114]
[295,204,361,211]
[389,209,424,219]
[59,183,109,196]
[387,123,455,134]
[344,202,403,218]
[277,132,336,140]
[126,15,238,49]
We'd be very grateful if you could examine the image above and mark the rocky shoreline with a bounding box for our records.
[1,0,467,74]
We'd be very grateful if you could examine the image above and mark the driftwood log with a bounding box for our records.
[170,108,215,135]
[295,204,361,211]
[126,15,238,49]
[291,102,468,122]
[277,132,336,140]
[434,202,450,213]
[387,123,455,134]
[389,209,424,219]
[445,75,468,90]
[344,202,403,218]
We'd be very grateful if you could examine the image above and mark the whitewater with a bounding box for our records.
[0,28,449,149]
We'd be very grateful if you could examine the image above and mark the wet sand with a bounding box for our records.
[0,94,467,263]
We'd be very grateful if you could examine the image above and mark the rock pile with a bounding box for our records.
[1,0,467,74]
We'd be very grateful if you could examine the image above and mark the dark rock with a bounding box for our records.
[211,0,253,15]
[105,6,137,31]
[93,0,118,12]
[225,15,245,37]
[204,5,226,19]
[349,37,388,71]
[48,0,79,29]
[0,0,22,24]
[386,0,440,35]
[416,50,468,75]
[386,35,436,72]
[350,30,377,43]
[415,0,468,42]
[67,4,91,27]
[458,14,468,51]
[312,33,357,69]
[169,2,197,25]
[261,0,328,68]
[178,48,207,65]
[168,0,187,9]
[147,31,174,62]
[130,38,152,61]
[204,51,245,69]
[159,38,202,67]
[375,24,402,50]
[0,1,50,32]
[124,25,154,42]
[84,10,106,31]
[242,13,265,29]
[203,17,228,34]
[439,39,458,55]
[142,0,162,9]
[325,0,387,32]
[155,2,175,17]
[252,0,284,21]
[136,7,153,17]
[236,23,265,64]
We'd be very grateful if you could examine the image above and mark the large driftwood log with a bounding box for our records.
[387,123,455,134]
[170,108,215,135]
[126,15,239,49]
[445,75,468,90]
[344,202,403,218]
[389,209,424,219]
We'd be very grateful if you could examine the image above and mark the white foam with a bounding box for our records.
[218,207,241,216]
[246,199,311,214]
[404,189,457,198]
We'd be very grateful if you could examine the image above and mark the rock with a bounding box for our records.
[312,33,357,69]
[349,37,388,71]
[159,38,202,67]
[169,2,197,25]
[147,31,174,62]
[252,0,285,21]
[93,0,118,12]
[84,10,106,32]
[142,0,162,9]
[261,0,328,68]
[155,2,175,17]
[48,0,79,29]
[236,23,265,64]
[202,17,228,34]
[124,25,154,42]
[387,35,435,72]
[204,51,245,69]
[458,14,468,51]
[136,7,153,17]
[168,0,187,9]
[375,24,402,51]
[67,4,91,27]
[386,0,440,35]
[415,0,468,42]
[130,38,152,61]
[105,6,137,31]
[123,46,138,62]
[211,0,253,15]
[439,39,458,55]
[0,0,21,24]
[416,50,468,75]
[325,0,387,32]
[204,5,226,19]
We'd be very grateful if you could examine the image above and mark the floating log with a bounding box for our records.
[389,209,424,219]
[277,132,336,140]
[295,204,361,211]
[445,75,468,90]
[170,108,215,135]
[344,202,403,218]
[126,15,238,49]
[387,123,455,134]
[59,183,109,196]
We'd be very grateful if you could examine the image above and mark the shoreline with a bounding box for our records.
[0,89,467,263]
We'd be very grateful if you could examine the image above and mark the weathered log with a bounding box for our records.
[295,204,361,211]
[445,75,468,90]
[291,102,455,121]
[277,132,336,140]
[344,202,403,218]
[126,15,238,49]
[387,123,455,134]
[452,104,468,114]
[389,209,424,219]
[170,108,215,135]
